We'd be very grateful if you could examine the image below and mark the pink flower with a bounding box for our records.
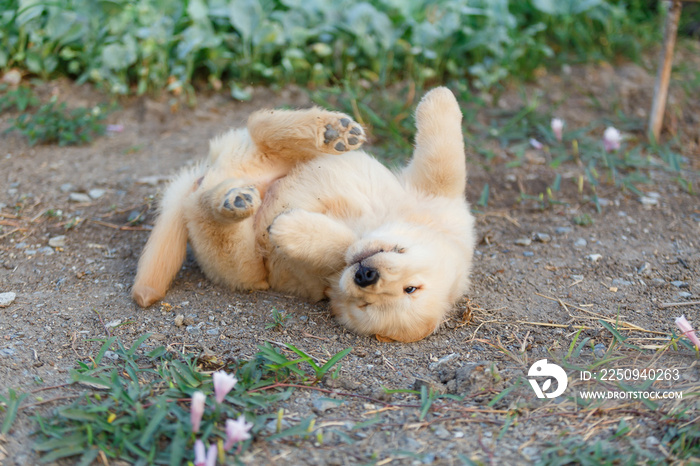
[551,118,564,142]
[529,138,543,150]
[194,439,206,466]
[213,371,237,404]
[603,127,621,152]
[206,443,218,466]
[224,415,253,450]
[675,315,700,350]
[190,391,206,433]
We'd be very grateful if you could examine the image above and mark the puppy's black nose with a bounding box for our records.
[354,265,379,287]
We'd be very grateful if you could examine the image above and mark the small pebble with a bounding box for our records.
[671,281,689,288]
[103,351,119,361]
[0,348,16,357]
[587,254,602,262]
[612,278,632,286]
[428,353,459,371]
[574,238,587,247]
[89,189,106,199]
[555,227,572,234]
[206,328,220,335]
[534,232,551,243]
[678,292,692,299]
[639,196,658,206]
[37,246,54,255]
[49,235,67,248]
[514,238,531,246]
[69,192,92,203]
[571,275,584,281]
[594,343,606,359]
[0,292,17,308]
[523,251,534,257]
[174,314,185,326]
[637,262,652,277]
[60,183,74,192]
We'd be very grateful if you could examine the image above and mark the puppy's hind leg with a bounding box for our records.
[400,87,467,198]
[132,169,198,307]
[247,107,366,161]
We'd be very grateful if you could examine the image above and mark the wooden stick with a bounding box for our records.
[648,0,682,141]
[659,301,700,308]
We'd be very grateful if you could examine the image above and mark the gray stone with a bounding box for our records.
[587,254,602,262]
[312,396,343,413]
[0,292,17,307]
[69,192,92,203]
[429,353,459,371]
[534,232,551,243]
[671,281,689,288]
[0,348,15,356]
[206,327,220,335]
[678,292,692,299]
[514,238,531,246]
[637,262,652,277]
[60,183,74,192]
[639,196,658,206]
[594,343,606,359]
[49,235,67,248]
[523,251,534,257]
[37,247,54,255]
[555,227,572,234]
[89,189,106,199]
[574,238,587,247]
[612,279,632,286]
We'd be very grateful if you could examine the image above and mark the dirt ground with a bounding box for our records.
[1,54,699,465]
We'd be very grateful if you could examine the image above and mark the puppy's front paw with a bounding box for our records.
[268,210,303,254]
[219,186,260,220]
[320,114,365,154]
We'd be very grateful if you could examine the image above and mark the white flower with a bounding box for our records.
[194,439,206,466]
[676,315,700,350]
[551,118,564,142]
[213,371,238,404]
[529,138,543,150]
[190,391,206,433]
[224,415,253,450]
[603,126,621,152]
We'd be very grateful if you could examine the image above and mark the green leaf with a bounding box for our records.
[39,445,85,463]
[319,347,353,377]
[1,389,28,435]
[139,403,167,447]
[127,333,152,357]
[94,336,118,366]
[228,0,262,42]
[59,409,100,422]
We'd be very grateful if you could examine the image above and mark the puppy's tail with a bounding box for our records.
[132,168,198,307]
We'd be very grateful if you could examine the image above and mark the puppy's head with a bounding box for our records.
[328,223,469,342]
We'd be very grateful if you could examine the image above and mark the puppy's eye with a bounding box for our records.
[404,286,417,294]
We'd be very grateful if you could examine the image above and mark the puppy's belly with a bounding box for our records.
[254,152,402,300]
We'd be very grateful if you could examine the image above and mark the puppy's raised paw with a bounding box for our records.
[319,113,365,154]
[219,185,260,220]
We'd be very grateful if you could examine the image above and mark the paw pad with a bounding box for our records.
[321,115,365,153]
[220,186,259,219]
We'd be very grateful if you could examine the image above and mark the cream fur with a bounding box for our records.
[132,87,476,342]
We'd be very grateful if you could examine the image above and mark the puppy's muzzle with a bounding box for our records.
[354,265,379,287]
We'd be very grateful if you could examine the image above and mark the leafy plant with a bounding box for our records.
[0,84,39,111]
[0,0,662,95]
[7,98,110,146]
[265,307,290,330]
[31,334,352,464]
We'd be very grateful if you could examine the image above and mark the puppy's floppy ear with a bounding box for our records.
[132,170,195,307]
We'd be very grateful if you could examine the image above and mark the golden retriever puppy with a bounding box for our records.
[132,87,475,342]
